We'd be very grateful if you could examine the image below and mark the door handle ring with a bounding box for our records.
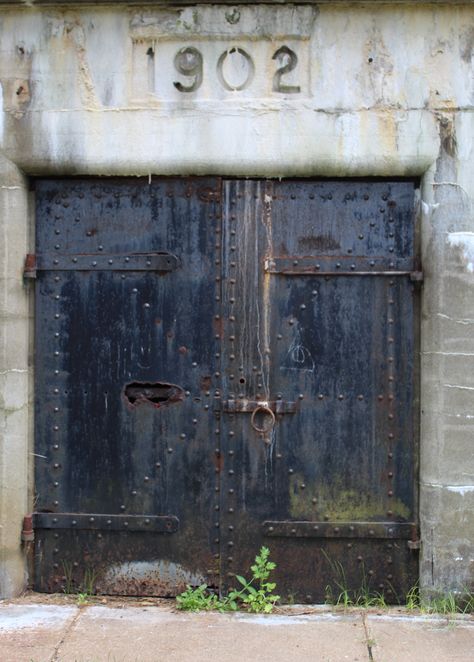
[250,404,276,435]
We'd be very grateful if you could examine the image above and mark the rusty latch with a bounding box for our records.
[407,539,421,550]
[221,399,296,414]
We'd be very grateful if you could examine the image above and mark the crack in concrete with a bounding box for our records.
[49,607,81,662]
[362,613,375,661]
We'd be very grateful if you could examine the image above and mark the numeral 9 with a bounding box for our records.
[173,47,203,93]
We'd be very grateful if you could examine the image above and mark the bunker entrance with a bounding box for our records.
[33,178,419,602]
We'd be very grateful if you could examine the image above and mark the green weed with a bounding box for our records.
[176,546,280,614]
[176,584,224,612]
[227,546,280,613]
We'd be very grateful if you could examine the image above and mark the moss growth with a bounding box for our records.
[289,474,410,521]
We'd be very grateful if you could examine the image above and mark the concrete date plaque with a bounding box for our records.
[130,6,315,102]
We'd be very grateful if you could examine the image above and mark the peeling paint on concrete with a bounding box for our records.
[448,232,474,272]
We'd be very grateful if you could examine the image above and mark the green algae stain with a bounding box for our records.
[289,474,410,521]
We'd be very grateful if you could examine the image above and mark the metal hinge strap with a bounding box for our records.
[24,252,179,277]
[33,513,179,533]
[265,256,419,276]
[263,521,417,540]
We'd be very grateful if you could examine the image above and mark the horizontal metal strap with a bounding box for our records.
[263,521,417,539]
[265,256,418,276]
[33,513,179,533]
[221,399,296,414]
[24,252,179,277]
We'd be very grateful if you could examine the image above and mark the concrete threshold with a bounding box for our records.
[0,599,473,662]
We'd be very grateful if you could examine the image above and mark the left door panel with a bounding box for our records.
[34,178,221,595]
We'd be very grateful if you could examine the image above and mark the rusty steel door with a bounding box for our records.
[33,178,222,595]
[219,180,419,603]
[34,178,419,601]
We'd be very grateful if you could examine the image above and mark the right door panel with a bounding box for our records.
[220,179,419,604]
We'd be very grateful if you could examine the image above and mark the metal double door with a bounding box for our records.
[34,177,419,602]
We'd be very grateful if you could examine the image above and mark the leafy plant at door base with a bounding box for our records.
[176,546,280,613]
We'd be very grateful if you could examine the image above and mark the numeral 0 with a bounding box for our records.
[173,45,300,94]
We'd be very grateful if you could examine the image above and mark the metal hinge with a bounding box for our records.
[407,539,421,550]
[21,514,34,542]
[23,254,36,279]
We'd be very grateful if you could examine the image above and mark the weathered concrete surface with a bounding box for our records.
[0,602,474,662]
[0,2,473,598]
[0,156,31,598]
[0,604,76,662]
[366,613,474,662]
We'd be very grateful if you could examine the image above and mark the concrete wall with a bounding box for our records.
[0,2,473,597]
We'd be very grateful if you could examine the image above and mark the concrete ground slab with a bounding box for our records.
[57,607,368,662]
[0,604,78,662]
[1,602,474,662]
[366,614,474,662]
